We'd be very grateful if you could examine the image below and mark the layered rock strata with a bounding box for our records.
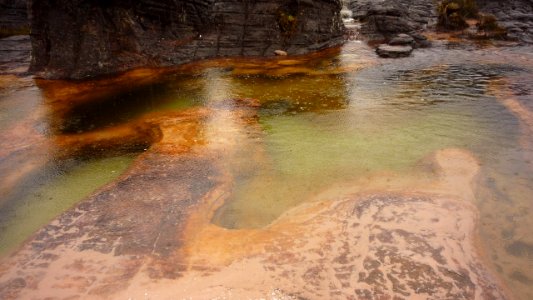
[477,0,533,43]
[348,0,436,39]
[0,0,28,36]
[28,0,344,79]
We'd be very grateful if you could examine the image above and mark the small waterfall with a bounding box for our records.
[341,0,361,41]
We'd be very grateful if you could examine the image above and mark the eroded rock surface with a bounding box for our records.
[348,0,436,40]
[168,149,507,299]
[376,44,413,58]
[0,35,30,76]
[0,0,28,36]
[28,0,344,79]
[477,0,533,44]
[0,145,510,299]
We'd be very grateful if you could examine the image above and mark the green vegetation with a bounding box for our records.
[437,0,478,30]
[277,10,298,38]
[476,13,507,39]
[437,0,508,40]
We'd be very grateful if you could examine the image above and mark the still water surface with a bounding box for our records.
[1,41,532,298]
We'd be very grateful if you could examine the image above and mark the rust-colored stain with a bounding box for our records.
[0,40,524,299]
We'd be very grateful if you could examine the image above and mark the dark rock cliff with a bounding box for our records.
[348,0,436,39]
[348,0,533,44]
[28,0,344,79]
[0,0,28,36]
[477,0,533,43]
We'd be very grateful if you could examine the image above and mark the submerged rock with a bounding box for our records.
[0,136,509,299]
[128,149,508,299]
[28,0,345,79]
[376,44,413,58]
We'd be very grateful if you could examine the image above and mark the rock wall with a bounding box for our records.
[0,0,28,35]
[477,0,533,43]
[28,0,344,79]
[348,0,436,39]
[348,0,533,44]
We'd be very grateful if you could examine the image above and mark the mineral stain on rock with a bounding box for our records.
[172,149,507,299]
[0,81,510,300]
[2,19,532,298]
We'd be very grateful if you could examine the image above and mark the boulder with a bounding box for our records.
[477,0,533,43]
[376,44,413,58]
[28,0,345,79]
[409,32,432,48]
[388,33,415,45]
[349,0,437,39]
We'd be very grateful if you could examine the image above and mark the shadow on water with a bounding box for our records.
[44,77,206,134]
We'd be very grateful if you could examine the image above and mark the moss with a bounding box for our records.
[470,14,508,40]
[277,10,298,38]
[437,0,478,30]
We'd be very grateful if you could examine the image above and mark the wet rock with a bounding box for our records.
[0,101,263,299]
[348,0,437,40]
[376,44,413,58]
[0,120,510,300]
[28,0,345,79]
[168,149,507,299]
[0,35,30,75]
[388,33,415,46]
[477,0,533,43]
[410,31,432,48]
[387,32,431,49]
[0,0,28,37]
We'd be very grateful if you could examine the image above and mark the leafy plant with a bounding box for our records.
[277,10,298,38]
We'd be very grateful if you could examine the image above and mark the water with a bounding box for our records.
[1,41,532,298]
[0,155,135,255]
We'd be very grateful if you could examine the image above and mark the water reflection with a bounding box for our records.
[0,40,532,299]
[0,74,165,256]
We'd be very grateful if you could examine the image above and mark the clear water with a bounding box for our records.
[0,41,532,298]
[0,155,135,255]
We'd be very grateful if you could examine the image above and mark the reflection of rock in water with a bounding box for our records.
[0,100,261,299]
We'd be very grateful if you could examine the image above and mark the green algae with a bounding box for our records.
[0,155,135,256]
[212,64,523,229]
[213,108,488,228]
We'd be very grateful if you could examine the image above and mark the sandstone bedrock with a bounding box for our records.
[28,0,344,79]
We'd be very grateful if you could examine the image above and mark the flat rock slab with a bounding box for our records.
[0,117,509,300]
[376,44,413,58]
[389,33,415,45]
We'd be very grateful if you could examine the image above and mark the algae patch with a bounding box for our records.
[0,155,135,256]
